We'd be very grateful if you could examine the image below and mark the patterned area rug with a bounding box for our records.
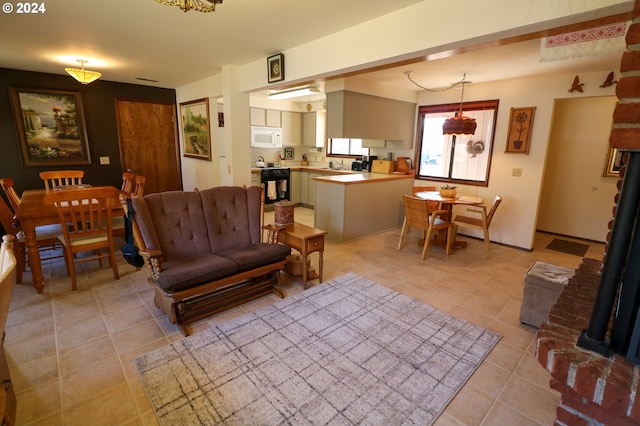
[134,273,501,425]
[545,238,590,257]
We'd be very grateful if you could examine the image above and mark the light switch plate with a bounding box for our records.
[512,168,522,177]
[99,156,110,165]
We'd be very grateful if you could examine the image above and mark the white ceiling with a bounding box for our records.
[0,0,627,96]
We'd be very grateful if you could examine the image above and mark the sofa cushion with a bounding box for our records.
[218,243,291,272]
[157,254,239,293]
[135,191,210,262]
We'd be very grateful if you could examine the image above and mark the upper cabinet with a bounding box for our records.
[326,90,416,149]
[250,107,282,127]
[303,111,326,148]
[281,111,301,146]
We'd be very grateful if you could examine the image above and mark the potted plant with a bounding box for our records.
[439,184,457,198]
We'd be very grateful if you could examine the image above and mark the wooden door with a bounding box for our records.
[115,99,182,194]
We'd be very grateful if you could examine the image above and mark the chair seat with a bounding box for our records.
[58,235,109,247]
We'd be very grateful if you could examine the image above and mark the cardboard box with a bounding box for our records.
[371,160,396,174]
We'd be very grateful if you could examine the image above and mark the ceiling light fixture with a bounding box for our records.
[268,86,320,100]
[65,59,101,85]
[404,71,476,135]
[153,0,222,13]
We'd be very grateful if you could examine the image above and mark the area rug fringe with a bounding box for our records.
[134,273,501,425]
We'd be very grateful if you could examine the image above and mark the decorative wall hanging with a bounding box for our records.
[600,71,617,88]
[267,53,284,83]
[284,147,294,160]
[505,106,536,154]
[9,87,91,166]
[603,147,623,177]
[568,75,584,92]
[180,98,211,161]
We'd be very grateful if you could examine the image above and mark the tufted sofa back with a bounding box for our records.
[131,186,264,262]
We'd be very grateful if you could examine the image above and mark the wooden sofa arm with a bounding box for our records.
[263,223,286,244]
[139,249,164,279]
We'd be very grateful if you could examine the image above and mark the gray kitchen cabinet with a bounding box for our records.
[302,112,316,146]
[281,111,301,146]
[266,109,281,127]
[326,90,415,149]
[250,108,282,128]
[290,170,301,204]
[250,107,266,126]
[300,171,309,205]
[308,172,324,207]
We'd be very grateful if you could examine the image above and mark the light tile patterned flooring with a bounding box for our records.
[6,207,605,425]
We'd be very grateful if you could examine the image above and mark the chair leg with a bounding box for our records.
[483,227,490,252]
[422,226,434,260]
[64,250,77,291]
[15,243,25,284]
[397,219,408,250]
[108,247,120,281]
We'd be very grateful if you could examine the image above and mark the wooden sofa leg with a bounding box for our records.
[152,285,177,323]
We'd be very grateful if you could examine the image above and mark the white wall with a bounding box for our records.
[537,96,618,241]
[415,71,617,250]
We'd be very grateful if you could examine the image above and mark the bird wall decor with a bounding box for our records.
[569,75,584,93]
[600,71,617,88]
[466,140,485,158]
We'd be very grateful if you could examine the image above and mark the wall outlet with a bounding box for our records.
[512,167,522,177]
[99,156,110,165]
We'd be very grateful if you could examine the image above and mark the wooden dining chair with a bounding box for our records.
[0,234,16,340]
[453,195,503,252]
[49,186,120,290]
[132,175,146,197]
[398,194,453,260]
[0,178,21,213]
[120,171,135,197]
[39,170,85,193]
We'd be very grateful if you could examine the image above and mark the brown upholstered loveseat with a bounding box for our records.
[131,185,291,335]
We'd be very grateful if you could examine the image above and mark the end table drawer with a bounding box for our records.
[305,236,324,252]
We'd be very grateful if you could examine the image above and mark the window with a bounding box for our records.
[328,138,369,157]
[416,100,499,186]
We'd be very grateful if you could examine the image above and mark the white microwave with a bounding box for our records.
[251,126,282,148]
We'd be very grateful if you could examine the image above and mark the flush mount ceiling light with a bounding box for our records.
[405,71,477,135]
[65,59,101,85]
[154,0,222,13]
[268,86,320,100]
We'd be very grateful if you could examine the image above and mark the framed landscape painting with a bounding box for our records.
[180,98,212,161]
[9,87,91,166]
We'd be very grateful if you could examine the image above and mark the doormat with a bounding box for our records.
[133,272,501,425]
[545,238,590,257]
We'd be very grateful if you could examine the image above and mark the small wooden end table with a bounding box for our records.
[278,222,327,289]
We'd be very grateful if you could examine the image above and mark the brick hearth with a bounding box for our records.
[537,258,640,425]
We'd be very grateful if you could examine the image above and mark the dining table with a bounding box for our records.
[15,186,123,293]
[414,191,484,249]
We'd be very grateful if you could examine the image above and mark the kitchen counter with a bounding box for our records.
[251,166,354,174]
[314,171,413,243]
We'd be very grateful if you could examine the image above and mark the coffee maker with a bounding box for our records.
[361,155,378,172]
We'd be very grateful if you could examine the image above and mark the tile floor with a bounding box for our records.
[5,207,605,425]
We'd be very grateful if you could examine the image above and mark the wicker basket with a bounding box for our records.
[285,254,311,276]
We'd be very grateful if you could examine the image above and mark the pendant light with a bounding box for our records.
[65,60,101,85]
[442,74,476,135]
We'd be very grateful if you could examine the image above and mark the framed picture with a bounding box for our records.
[284,147,294,160]
[603,147,624,177]
[9,87,91,166]
[180,98,211,161]
[505,106,536,154]
[267,53,284,83]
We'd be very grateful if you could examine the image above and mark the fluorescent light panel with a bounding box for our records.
[268,86,319,100]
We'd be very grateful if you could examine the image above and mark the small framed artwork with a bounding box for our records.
[505,106,536,154]
[9,87,91,166]
[603,147,624,177]
[284,147,294,160]
[267,53,284,83]
[180,98,212,161]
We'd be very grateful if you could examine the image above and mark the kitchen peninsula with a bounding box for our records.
[313,173,413,242]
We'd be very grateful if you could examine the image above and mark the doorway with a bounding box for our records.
[537,96,618,242]
[115,99,182,194]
